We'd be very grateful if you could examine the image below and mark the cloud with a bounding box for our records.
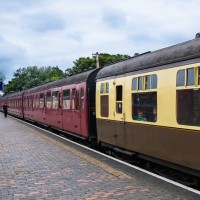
[23,13,66,33]
[0,34,27,80]
[102,9,127,29]
[0,0,199,84]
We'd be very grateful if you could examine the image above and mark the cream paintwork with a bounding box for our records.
[96,62,200,131]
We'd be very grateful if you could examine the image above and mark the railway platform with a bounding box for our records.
[0,113,199,200]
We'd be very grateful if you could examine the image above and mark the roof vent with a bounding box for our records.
[134,53,139,56]
[195,32,200,39]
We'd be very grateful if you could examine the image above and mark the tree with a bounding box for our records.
[3,66,64,93]
[65,53,130,76]
[3,53,131,92]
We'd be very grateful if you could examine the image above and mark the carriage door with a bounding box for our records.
[114,78,125,147]
[72,85,82,135]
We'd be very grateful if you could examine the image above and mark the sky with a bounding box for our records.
[0,0,199,84]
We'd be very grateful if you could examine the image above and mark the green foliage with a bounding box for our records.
[3,53,131,93]
[4,66,64,93]
[65,53,130,76]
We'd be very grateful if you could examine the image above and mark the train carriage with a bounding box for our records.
[1,33,200,181]
[0,96,6,112]
[96,35,200,177]
[21,69,99,138]
[1,92,24,118]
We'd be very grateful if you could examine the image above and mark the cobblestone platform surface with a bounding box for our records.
[0,113,197,200]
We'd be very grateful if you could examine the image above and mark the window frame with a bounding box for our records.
[176,66,200,127]
[116,85,123,114]
[132,92,157,123]
[132,74,157,91]
[52,91,59,109]
[46,91,52,109]
[39,93,44,109]
[63,89,71,110]
[100,82,110,117]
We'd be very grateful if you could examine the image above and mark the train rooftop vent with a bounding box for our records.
[195,32,200,39]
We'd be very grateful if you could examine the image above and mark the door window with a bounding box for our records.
[116,85,123,114]
[80,88,84,110]
[52,91,59,109]
[46,91,51,109]
[63,89,70,109]
[39,93,44,108]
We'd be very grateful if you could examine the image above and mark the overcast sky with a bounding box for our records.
[0,0,199,83]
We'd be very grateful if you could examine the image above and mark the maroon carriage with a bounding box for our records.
[0,92,24,118]
[23,69,99,139]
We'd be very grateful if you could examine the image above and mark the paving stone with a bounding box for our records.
[0,114,193,199]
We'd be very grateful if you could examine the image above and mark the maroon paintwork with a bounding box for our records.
[1,69,99,139]
[0,92,24,118]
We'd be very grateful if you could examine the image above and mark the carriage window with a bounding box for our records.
[151,74,157,89]
[63,89,70,110]
[177,69,185,86]
[132,78,137,90]
[132,75,157,91]
[138,77,143,90]
[100,82,109,93]
[46,91,51,109]
[198,67,200,85]
[187,68,195,86]
[177,89,200,126]
[81,88,84,110]
[29,96,31,108]
[106,83,109,93]
[145,75,151,89]
[100,83,104,93]
[28,97,30,109]
[116,85,123,113]
[29,96,32,109]
[75,90,80,110]
[72,89,76,110]
[132,92,157,122]
[32,96,34,109]
[27,96,29,108]
[100,82,109,117]
[39,93,44,108]
[36,95,39,108]
[52,91,59,109]
[30,96,33,109]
